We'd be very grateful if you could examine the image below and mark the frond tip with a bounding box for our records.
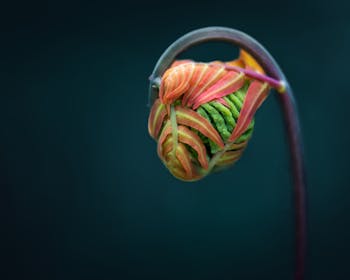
[148,51,272,181]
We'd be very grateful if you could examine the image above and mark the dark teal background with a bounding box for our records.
[1,1,349,279]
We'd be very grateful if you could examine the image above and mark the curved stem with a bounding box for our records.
[148,27,307,280]
[222,64,286,92]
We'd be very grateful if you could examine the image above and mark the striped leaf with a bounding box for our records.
[175,106,225,149]
[186,64,226,107]
[229,81,269,142]
[215,150,243,166]
[148,99,167,139]
[175,142,193,178]
[192,71,245,109]
[177,125,209,169]
[181,63,210,106]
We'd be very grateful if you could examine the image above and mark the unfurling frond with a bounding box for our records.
[148,50,273,181]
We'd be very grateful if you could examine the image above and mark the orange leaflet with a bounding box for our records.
[175,106,225,149]
[229,81,269,142]
[148,99,167,139]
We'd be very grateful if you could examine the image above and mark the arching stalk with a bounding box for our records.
[148,27,307,280]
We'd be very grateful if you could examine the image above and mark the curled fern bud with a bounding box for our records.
[147,27,307,280]
[148,50,275,181]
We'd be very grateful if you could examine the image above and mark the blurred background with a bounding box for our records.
[1,0,349,279]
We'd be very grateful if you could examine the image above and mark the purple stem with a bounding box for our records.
[148,27,307,280]
[223,64,285,92]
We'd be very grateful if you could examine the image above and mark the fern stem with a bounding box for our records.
[149,27,307,280]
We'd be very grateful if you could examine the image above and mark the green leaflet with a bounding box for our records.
[227,94,242,118]
[196,107,221,154]
[201,103,231,141]
[195,81,255,154]
[223,96,240,119]
[235,82,250,102]
[210,101,235,132]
